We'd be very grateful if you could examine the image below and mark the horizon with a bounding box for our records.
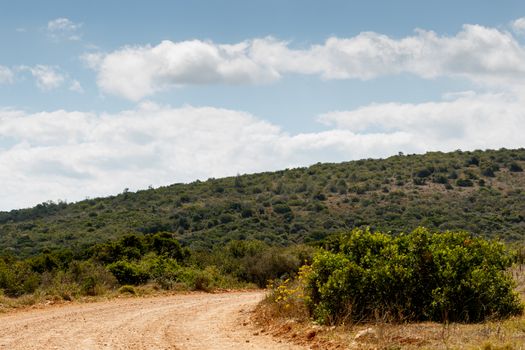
[1,0,525,210]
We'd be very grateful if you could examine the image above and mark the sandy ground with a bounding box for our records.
[0,290,306,350]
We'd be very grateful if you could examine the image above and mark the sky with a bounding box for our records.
[1,0,525,210]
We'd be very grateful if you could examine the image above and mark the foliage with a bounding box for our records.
[266,264,313,319]
[200,240,315,287]
[1,148,525,322]
[1,148,525,258]
[107,260,149,285]
[0,257,40,296]
[91,232,190,264]
[0,231,313,300]
[306,228,523,324]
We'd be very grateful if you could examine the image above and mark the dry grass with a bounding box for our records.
[253,265,525,350]
[0,292,43,313]
[0,281,260,315]
[0,282,160,314]
[253,303,525,349]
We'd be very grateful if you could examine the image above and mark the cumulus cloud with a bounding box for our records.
[85,24,525,100]
[20,65,65,90]
[0,66,13,84]
[511,17,525,35]
[1,93,524,210]
[259,25,525,87]
[47,17,82,41]
[83,40,280,100]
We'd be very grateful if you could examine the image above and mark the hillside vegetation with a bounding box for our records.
[1,148,524,257]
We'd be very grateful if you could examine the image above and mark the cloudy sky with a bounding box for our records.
[1,0,525,210]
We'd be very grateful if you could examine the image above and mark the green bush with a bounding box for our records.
[211,240,314,287]
[456,178,474,187]
[36,260,117,299]
[307,228,523,324]
[138,253,184,290]
[0,258,40,296]
[509,162,523,172]
[67,261,117,296]
[107,260,149,285]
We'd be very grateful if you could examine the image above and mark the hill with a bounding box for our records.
[1,148,524,257]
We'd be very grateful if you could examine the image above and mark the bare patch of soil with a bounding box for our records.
[0,291,306,350]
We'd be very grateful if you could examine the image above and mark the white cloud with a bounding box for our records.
[84,40,279,101]
[85,24,525,100]
[81,52,103,69]
[319,92,524,151]
[15,65,82,92]
[251,25,525,87]
[20,65,65,90]
[47,17,82,41]
[1,93,524,210]
[69,80,84,93]
[511,17,525,34]
[0,66,13,84]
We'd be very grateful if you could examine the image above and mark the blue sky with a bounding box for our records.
[1,0,525,210]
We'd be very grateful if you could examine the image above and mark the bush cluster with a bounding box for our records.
[1,232,314,300]
[307,228,523,324]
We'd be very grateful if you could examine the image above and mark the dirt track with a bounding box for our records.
[0,290,305,350]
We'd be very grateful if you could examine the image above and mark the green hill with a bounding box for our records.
[1,148,524,257]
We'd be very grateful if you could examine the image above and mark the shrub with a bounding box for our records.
[139,253,186,290]
[0,259,40,296]
[273,203,291,214]
[242,249,300,287]
[207,240,314,288]
[482,167,496,177]
[416,168,433,178]
[456,178,474,187]
[67,261,117,296]
[467,156,480,166]
[509,162,523,172]
[432,175,448,184]
[40,270,81,300]
[266,265,312,320]
[173,265,233,291]
[219,214,234,224]
[149,232,188,260]
[306,228,523,324]
[107,260,149,285]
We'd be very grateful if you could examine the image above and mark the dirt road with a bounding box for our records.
[0,291,305,350]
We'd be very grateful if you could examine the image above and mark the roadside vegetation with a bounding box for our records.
[0,232,314,311]
[259,228,525,349]
[265,228,523,322]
